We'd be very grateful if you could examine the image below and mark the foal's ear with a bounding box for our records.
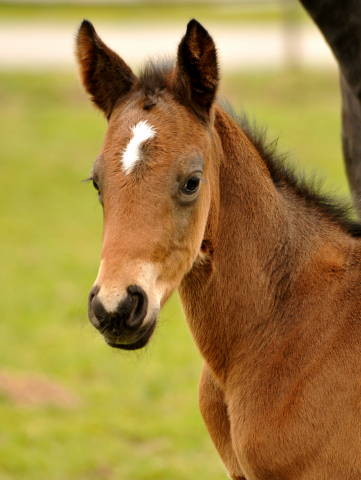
[174,19,219,123]
[76,20,136,118]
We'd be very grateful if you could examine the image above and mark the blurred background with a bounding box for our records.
[0,1,347,479]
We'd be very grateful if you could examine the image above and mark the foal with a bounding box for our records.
[76,19,361,479]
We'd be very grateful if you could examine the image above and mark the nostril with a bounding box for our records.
[89,285,100,304]
[128,286,144,315]
[88,285,103,328]
[125,285,148,329]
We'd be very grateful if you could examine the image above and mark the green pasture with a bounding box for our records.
[0,64,346,480]
[0,1,306,24]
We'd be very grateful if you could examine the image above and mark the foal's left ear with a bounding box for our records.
[174,20,219,123]
[76,20,137,118]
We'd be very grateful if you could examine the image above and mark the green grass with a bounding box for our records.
[0,67,346,479]
[0,1,306,24]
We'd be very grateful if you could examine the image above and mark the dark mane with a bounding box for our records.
[221,101,361,238]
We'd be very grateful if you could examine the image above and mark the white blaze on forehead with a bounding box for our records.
[120,120,156,175]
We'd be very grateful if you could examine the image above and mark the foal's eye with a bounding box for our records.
[92,179,99,191]
[183,176,200,194]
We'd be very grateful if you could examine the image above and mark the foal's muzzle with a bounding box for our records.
[88,285,155,350]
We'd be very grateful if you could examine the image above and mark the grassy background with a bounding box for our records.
[0,3,348,479]
[0,67,346,480]
[0,1,306,23]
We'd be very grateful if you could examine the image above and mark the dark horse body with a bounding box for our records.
[76,15,361,479]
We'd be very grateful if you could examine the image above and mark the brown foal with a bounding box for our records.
[76,19,361,479]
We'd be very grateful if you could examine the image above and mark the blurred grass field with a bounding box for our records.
[0,26,348,480]
[0,1,306,23]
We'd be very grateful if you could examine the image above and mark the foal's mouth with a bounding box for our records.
[102,319,157,351]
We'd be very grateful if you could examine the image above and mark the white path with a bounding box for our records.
[0,20,337,71]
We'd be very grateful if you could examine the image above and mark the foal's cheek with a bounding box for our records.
[195,186,212,245]
[183,194,211,266]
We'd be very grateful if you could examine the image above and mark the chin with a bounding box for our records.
[103,320,157,351]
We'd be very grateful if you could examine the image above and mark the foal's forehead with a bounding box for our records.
[119,120,156,175]
[110,95,207,142]
[102,101,209,175]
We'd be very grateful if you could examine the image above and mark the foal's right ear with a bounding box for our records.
[75,20,136,118]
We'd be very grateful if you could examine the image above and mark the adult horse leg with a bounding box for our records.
[299,0,361,216]
[341,73,361,217]
[199,364,246,480]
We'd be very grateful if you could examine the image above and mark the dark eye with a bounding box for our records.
[92,179,99,191]
[183,176,200,194]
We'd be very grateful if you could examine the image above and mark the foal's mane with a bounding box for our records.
[138,58,361,238]
[230,106,361,238]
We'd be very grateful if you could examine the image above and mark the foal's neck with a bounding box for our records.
[179,107,289,381]
[179,106,348,385]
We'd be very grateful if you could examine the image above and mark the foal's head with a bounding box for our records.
[76,20,220,349]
